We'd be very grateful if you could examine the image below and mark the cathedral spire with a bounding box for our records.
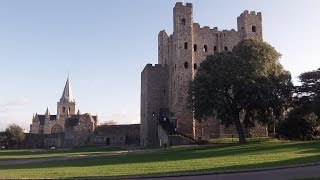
[45,107,50,116]
[60,76,75,103]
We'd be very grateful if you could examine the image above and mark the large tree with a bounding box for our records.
[189,39,293,143]
[1,124,25,148]
[295,68,320,116]
[279,68,320,140]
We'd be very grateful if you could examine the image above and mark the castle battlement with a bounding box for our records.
[175,2,193,8]
[141,2,265,147]
[239,10,262,18]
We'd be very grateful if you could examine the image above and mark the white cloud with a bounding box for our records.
[0,98,31,115]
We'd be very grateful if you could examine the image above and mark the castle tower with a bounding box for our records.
[57,76,76,119]
[141,2,266,147]
[237,10,263,41]
[171,2,194,138]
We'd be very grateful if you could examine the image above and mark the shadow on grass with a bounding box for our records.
[1,141,320,170]
[0,146,124,159]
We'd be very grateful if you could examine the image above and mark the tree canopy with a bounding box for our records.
[189,39,293,143]
[279,68,320,140]
[0,124,25,148]
[296,68,320,116]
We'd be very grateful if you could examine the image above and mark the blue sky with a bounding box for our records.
[0,0,319,131]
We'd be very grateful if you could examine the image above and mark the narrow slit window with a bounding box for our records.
[252,26,256,32]
[214,46,217,52]
[184,62,189,69]
[181,18,186,25]
[193,44,197,52]
[194,63,197,70]
[204,45,208,52]
[184,42,188,49]
[224,46,228,51]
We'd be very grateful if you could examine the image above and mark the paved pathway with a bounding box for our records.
[144,165,320,180]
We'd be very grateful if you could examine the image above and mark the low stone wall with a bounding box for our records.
[93,124,140,146]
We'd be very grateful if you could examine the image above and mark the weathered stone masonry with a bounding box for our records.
[141,2,266,147]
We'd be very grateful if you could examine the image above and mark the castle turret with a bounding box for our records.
[57,76,76,119]
[237,10,263,41]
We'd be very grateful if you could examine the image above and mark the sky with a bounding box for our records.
[0,0,319,131]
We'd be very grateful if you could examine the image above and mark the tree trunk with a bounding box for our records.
[234,112,246,144]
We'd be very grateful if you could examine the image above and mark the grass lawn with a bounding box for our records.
[0,146,125,161]
[0,140,320,179]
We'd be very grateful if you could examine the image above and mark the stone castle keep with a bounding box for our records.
[140,2,266,147]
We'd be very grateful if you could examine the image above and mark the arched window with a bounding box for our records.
[214,46,217,52]
[204,45,208,52]
[181,18,186,25]
[193,44,197,52]
[68,107,71,113]
[224,46,228,51]
[194,63,197,70]
[62,107,66,113]
[184,62,189,69]
[184,42,188,49]
[252,26,256,32]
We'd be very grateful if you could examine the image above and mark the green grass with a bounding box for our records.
[0,146,125,161]
[209,137,276,144]
[0,141,320,179]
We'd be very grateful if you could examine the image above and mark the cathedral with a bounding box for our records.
[29,77,98,146]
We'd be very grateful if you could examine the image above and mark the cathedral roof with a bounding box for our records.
[60,76,75,103]
[37,115,57,125]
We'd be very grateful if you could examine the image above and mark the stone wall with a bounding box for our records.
[94,124,140,145]
[142,2,266,146]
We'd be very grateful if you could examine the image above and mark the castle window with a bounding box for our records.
[194,63,197,70]
[152,112,155,117]
[214,46,217,52]
[184,42,188,49]
[224,46,228,51]
[181,18,186,25]
[193,44,197,52]
[204,45,208,52]
[62,107,66,113]
[184,62,189,69]
[252,26,256,32]
[164,89,166,94]
[68,107,71,113]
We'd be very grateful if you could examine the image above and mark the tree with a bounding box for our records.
[100,120,118,126]
[189,39,293,143]
[3,124,25,148]
[279,107,320,140]
[279,68,320,140]
[295,68,320,116]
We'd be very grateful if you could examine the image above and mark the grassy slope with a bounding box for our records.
[0,146,124,160]
[0,141,320,179]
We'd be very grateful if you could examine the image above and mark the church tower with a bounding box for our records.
[57,76,76,119]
